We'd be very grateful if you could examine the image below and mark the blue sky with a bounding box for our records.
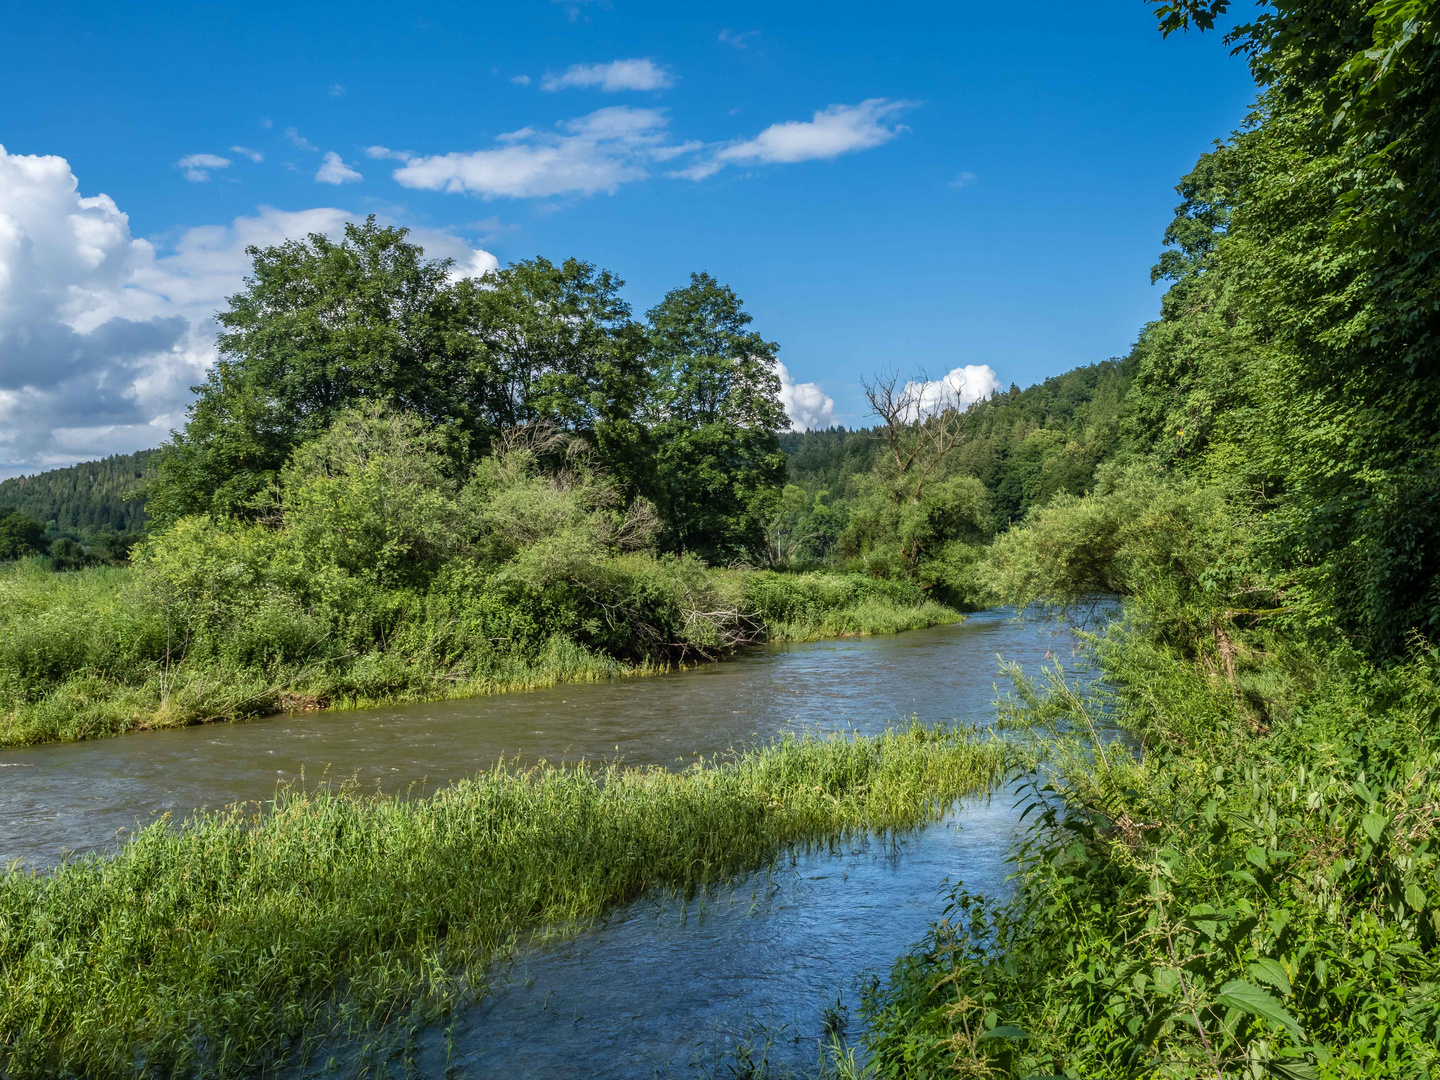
[0,0,1257,474]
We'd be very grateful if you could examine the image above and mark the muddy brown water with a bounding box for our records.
[1,608,1093,1077]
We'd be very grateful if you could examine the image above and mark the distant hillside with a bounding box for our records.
[778,358,1131,527]
[0,449,158,535]
[6,362,1126,541]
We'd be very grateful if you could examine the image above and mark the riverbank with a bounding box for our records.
[0,559,961,748]
[0,726,1011,1080]
[857,485,1440,1076]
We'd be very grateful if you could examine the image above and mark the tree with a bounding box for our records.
[150,218,470,523]
[0,510,45,560]
[1129,0,1440,651]
[839,371,989,590]
[643,273,789,561]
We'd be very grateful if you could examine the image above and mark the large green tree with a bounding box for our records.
[642,273,789,561]
[150,218,469,523]
[1129,0,1440,652]
[0,510,45,561]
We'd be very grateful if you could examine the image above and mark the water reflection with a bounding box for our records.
[411,792,1023,1079]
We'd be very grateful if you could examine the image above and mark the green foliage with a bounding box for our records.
[0,727,1011,1080]
[0,407,958,747]
[150,219,469,524]
[0,511,46,561]
[739,570,964,641]
[1124,0,1440,655]
[644,272,789,561]
[146,226,788,563]
[865,468,1440,1075]
[773,361,1131,576]
[0,450,154,537]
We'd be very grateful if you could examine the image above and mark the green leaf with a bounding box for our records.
[1138,1005,1176,1046]
[1215,979,1304,1043]
[1361,812,1388,843]
[979,1024,1029,1040]
[1265,1059,1320,1080]
[1248,959,1292,996]
[1405,882,1428,912]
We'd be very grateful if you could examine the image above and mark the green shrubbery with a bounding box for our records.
[860,468,1440,1078]
[0,407,960,747]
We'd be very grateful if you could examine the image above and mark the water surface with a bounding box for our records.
[3,609,1089,1078]
[2,609,1078,869]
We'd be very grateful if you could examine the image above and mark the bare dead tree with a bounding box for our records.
[861,369,969,506]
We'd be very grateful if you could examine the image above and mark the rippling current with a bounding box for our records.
[1,608,1090,1077]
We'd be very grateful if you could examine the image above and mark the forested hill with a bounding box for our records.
[5,360,1127,548]
[780,357,1129,527]
[0,450,156,536]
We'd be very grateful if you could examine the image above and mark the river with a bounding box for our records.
[1,608,1087,1077]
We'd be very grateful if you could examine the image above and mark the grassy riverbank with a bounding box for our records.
[0,726,1010,1080]
[856,480,1440,1077]
[0,557,959,748]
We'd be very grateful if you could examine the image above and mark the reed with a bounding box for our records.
[0,726,1010,1079]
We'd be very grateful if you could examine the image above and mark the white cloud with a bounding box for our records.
[328,83,346,98]
[0,144,495,477]
[316,151,363,184]
[230,146,265,163]
[682,99,915,180]
[949,171,976,189]
[541,58,672,93]
[718,29,758,48]
[285,127,318,152]
[393,106,678,199]
[902,365,1000,420]
[176,153,231,182]
[365,145,413,161]
[775,361,835,431]
[510,74,532,86]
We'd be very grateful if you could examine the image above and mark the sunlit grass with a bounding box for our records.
[0,726,1011,1079]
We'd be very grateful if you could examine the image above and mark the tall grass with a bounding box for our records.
[740,571,964,643]
[0,727,1010,1079]
[0,560,963,748]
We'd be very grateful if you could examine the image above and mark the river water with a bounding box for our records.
[1,608,1087,1077]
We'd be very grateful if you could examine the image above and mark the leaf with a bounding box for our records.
[1265,1059,1320,1080]
[1138,1005,1176,1046]
[1405,881,1427,912]
[1361,812,1388,843]
[1248,958,1293,996]
[1215,979,1304,1043]
[979,1024,1029,1040]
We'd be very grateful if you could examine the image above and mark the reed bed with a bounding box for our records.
[0,561,963,748]
[0,726,1010,1079]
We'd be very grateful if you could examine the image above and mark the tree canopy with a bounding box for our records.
[147,224,791,563]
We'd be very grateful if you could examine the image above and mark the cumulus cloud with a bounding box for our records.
[541,58,672,93]
[177,153,230,182]
[230,146,264,163]
[775,361,835,431]
[393,106,681,199]
[0,144,495,477]
[681,99,914,180]
[316,151,363,184]
[364,145,413,161]
[902,365,1000,419]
